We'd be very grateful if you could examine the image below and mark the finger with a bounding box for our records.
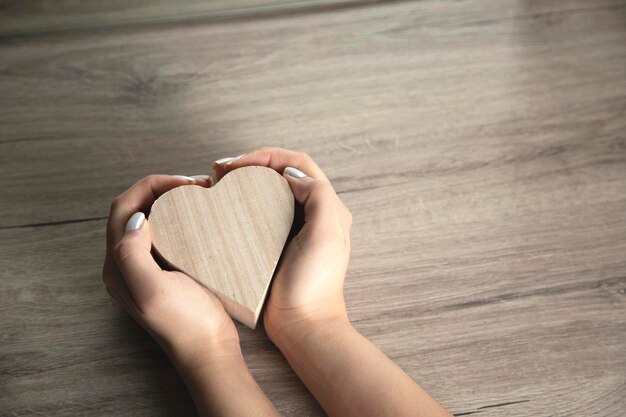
[189,175,213,188]
[211,156,241,182]
[214,148,330,183]
[107,174,209,254]
[282,167,345,240]
[102,258,141,319]
[113,212,162,308]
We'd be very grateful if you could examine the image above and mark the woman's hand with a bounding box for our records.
[215,151,451,417]
[102,174,240,361]
[103,174,281,417]
[212,148,352,345]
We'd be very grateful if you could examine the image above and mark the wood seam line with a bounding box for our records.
[0,0,413,40]
[0,216,108,230]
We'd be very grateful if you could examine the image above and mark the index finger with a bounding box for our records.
[106,175,199,254]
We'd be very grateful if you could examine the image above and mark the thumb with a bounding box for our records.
[283,167,342,233]
[113,212,162,299]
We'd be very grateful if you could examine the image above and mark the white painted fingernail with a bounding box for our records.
[125,212,145,234]
[172,175,195,181]
[284,167,307,178]
[213,156,236,165]
[224,154,245,166]
[190,175,210,180]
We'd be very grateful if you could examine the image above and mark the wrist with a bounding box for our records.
[266,309,352,352]
[168,335,243,375]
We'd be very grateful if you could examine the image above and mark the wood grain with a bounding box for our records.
[1,0,625,416]
[0,0,366,37]
[149,166,294,328]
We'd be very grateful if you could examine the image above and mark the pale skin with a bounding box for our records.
[103,147,451,417]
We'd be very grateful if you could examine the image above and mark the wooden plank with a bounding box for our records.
[1,0,625,415]
[0,0,365,37]
[0,217,624,415]
[0,0,624,228]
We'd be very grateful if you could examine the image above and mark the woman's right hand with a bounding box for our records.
[102,175,240,360]
[212,148,353,345]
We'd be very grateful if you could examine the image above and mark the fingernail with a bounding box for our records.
[190,175,210,180]
[224,154,245,167]
[172,175,196,182]
[213,156,236,165]
[284,167,307,178]
[125,212,145,234]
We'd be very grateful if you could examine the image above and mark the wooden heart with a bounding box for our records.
[148,166,294,329]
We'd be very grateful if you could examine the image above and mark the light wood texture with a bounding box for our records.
[149,166,294,328]
[1,0,625,416]
[0,0,363,37]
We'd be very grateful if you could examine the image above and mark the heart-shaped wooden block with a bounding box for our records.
[149,166,295,329]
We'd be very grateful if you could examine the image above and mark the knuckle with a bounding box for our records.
[103,282,115,298]
[102,275,112,291]
[308,181,343,209]
[102,261,118,286]
[101,265,111,285]
[113,239,133,264]
[296,151,312,163]
[103,284,115,300]
[256,146,277,157]
[110,196,124,212]
[142,174,160,187]
[144,175,162,190]
[101,272,116,298]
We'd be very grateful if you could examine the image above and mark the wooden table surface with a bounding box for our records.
[1,1,625,415]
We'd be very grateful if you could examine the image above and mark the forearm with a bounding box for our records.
[170,340,280,417]
[274,319,451,417]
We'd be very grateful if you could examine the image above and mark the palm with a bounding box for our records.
[265,228,349,334]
